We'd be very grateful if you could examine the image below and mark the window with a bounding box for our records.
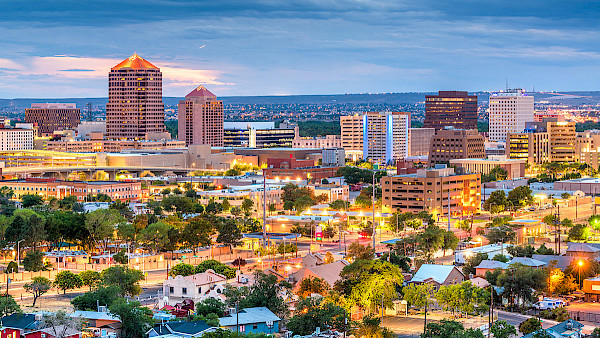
[169,287,174,294]
[239,325,246,332]
[253,324,258,330]
[182,287,187,295]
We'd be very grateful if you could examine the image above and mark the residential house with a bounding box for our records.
[532,255,574,271]
[410,264,465,289]
[522,319,584,338]
[219,307,280,334]
[474,260,509,277]
[147,321,217,338]
[70,310,121,338]
[288,260,350,290]
[161,270,228,307]
[0,313,82,338]
[566,243,600,260]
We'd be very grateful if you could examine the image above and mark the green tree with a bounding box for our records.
[223,271,288,318]
[498,264,548,309]
[113,250,129,264]
[328,199,347,211]
[169,263,195,277]
[486,226,516,245]
[195,260,237,278]
[54,270,83,294]
[21,194,44,208]
[109,298,154,338]
[347,241,374,260]
[23,213,46,251]
[23,250,46,272]
[418,225,446,261]
[217,218,243,251]
[0,295,21,317]
[519,318,542,334]
[287,297,348,336]
[493,254,510,263]
[182,215,214,252]
[79,270,101,290]
[283,200,295,214]
[490,320,516,338]
[507,245,535,258]
[268,204,276,215]
[507,186,534,208]
[24,276,51,307]
[196,298,226,317]
[483,190,507,214]
[353,314,394,338]
[568,224,589,241]
[71,285,121,310]
[241,198,254,214]
[85,209,125,252]
[140,221,172,253]
[101,266,144,297]
[462,253,488,277]
[404,283,434,333]
[222,199,231,212]
[297,277,330,297]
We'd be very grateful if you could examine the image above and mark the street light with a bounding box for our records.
[578,259,584,289]
[16,239,25,265]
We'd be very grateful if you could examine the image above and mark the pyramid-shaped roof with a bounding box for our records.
[185,85,216,99]
[111,53,158,70]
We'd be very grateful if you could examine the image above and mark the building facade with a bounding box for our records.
[106,54,165,139]
[381,165,481,217]
[424,91,477,130]
[0,128,34,151]
[25,103,80,137]
[223,122,296,148]
[488,89,534,142]
[362,112,410,164]
[506,132,550,165]
[47,139,185,153]
[409,127,435,156]
[0,178,142,201]
[322,148,345,166]
[428,128,485,166]
[177,86,224,146]
[292,135,341,148]
[340,115,363,160]
[506,120,575,165]
[449,156,527,179]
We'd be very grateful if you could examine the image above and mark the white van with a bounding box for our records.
[533,298,566,310]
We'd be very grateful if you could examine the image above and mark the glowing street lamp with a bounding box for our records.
[578,259,584,289]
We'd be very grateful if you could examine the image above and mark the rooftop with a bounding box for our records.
[111,53,158,71]
[219,307,280,326]
[185,85,216,99]
[411,264,462,284]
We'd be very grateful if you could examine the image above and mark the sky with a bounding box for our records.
[0,0,599,98]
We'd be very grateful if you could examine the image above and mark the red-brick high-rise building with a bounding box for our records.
[424,91,478,130]
[25,103,80,137]
[106,54,165,139]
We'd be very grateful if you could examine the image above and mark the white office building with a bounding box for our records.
[0,128,34,151]
[362,112,410,164]
[488,89,534,142]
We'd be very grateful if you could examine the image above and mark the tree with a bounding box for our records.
[404,283,434,332]
[561,192,571,200]
[41,311,84,338]
[101,266,144,297]
[490,320,516,338]
[268,204,276,215]
[241,198,254,214]
[113,250,129,264]
[169,263,195,277]
[54,270,83,294]
[85,209,125,252]
[507,186,534,208]
[195,260,237,278]
[222,199,231,212]
[23,250,46,272]
[329,199,347,210]
[462,253,488,277]
[182,216,214,252]
[283,200,295,214]
[493,254,510,263]
[24,276,51,307]
[297,277,330,297]
[71,285,121,310]
[23,213,46,251]
[498,264,548,309]
[203,329,271,338]
[422,320,485,338]
[109,298,154,338]
[223,271,288,318]
[486,226,516,245]
[0,295,21,318]
[287,297,348,336]
[568,224,589,241]
[483,190,507,214]
[217,218,243,251]
[347,241,374,260]
[79,270,101,290]
[196,298,226,317]
[140,221,172,253]
[507,245,535,258]
[442,230,459,255]
[21,194,43,208]
[519,318,542,334]
[418,225,446,261]
[353,315,394,338]
[482,166,508,183]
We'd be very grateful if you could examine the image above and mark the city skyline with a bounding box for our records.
[0,0,599,98]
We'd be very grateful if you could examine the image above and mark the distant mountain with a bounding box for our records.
[1,91,599,109]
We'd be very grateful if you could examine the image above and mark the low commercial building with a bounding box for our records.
[449,156,526,179]
[224,122,297,148]
[554,178,600,195]
[0,150,97,168]
[47,138,185,153]
[309,184,349,203]
[381,165,481,217]
[0,178,142,201]
[293,135,341,149]
[428,128,485,166]
[196,184,284,208]
[263,157,340,181]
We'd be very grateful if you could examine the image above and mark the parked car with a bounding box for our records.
[533,298,566,310]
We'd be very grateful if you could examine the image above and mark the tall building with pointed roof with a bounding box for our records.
[106,54,165,139]
[178,85,224,147]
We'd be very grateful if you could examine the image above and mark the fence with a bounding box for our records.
[0,269,58,283]
[569,310,600,324]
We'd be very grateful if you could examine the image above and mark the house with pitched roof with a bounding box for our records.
[0,313,82,338]
[410,264,464,289]
[522,319,584,338]
[219,307,280,334]
[147,320,217,338]
[566,242,600,260]
[288,260,350,289]
[70,310,121,337]
[161,269,228,307]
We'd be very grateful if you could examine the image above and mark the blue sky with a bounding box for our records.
[0,0,599,98]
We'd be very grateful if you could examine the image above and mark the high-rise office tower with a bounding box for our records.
[424,91,478,130]
[488,89,534,142]
[178,86,224,146]
[340,115,364,161]
[362,112,410,164]
[428,127,485,166]
[25,103,80,137]
[106,54,165,139]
